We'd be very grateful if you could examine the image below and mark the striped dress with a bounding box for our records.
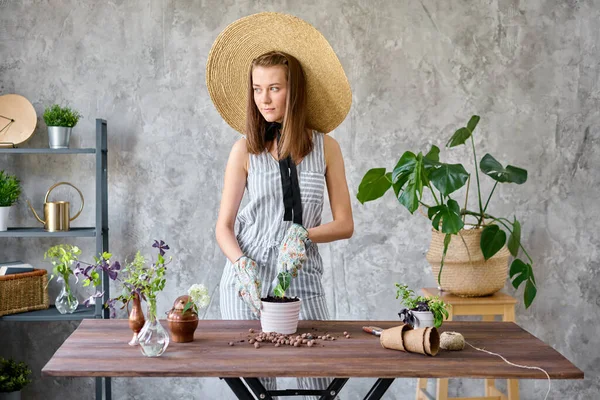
[219,131,332,397]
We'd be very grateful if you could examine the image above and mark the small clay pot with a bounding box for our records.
[167,295,199,343]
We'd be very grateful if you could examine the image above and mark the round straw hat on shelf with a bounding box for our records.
[206,12,352,135]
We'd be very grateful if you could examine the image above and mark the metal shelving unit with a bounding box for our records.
[0,227,97,238]
[0,119,110,400]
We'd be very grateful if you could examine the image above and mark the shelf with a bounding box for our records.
[0,227,96,237]
[0,148,96,154]
[0,305,96,321]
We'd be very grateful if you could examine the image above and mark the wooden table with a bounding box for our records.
[418,288,520,400]
[42,319,583,400]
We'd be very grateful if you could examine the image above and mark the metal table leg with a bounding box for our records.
[363,379,395,400]
[223,377,395,400]
[221,378,256,400]
[224,377,349,399]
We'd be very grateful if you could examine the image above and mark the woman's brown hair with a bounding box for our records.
[245,51,313,162]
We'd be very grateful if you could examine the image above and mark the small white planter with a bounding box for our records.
[0,206,11,231]
[411,311,435,329]
[260,298,302,334]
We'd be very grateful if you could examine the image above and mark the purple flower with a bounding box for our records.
[152,240,170,256]
[83,291,105,307]
[104,260,121,281]
[104,298,118,319]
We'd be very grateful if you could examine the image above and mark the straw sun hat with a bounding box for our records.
[206,12,352,135]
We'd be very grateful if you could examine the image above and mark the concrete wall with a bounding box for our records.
[1,0,598,398]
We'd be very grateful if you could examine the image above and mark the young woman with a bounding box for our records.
[207,12,353,398]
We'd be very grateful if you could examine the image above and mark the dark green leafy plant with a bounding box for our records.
[358,116,537,308]
[0,357,32,393]
[0,170,21,207]
[395,284,449,328]
[43,104,82,127]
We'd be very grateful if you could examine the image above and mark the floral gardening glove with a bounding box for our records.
[276,223,309,278]
[232,256,262,317]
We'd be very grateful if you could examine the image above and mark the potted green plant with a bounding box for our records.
[0,170,21,232]
[44,244,82,314]
[395,284,449,328]
[0,357,32,400]
[357,116,537,308]
[260,268,302,334]
[42,104,82,149]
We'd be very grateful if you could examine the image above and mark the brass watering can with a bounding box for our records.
[27,182,84,232]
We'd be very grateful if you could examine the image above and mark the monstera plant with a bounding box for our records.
[357,116,537,308]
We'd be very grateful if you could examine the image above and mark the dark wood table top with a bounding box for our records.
[41,319,584,379]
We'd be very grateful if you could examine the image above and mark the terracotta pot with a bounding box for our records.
[167,295,199,343]
[426,228,510,297]
[128,293,145,346]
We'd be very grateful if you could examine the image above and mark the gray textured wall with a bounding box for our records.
[1,0,598,399]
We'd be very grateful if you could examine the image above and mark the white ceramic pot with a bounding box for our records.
[411,311,435,329]
[0,206,11,231]
[260,298,302,334]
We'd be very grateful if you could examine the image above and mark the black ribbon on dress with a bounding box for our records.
[265,122,303,225]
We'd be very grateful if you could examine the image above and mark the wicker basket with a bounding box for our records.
[426,228,510,297]
[0,269,49,316]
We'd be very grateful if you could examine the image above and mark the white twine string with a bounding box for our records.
[464,340,551,400]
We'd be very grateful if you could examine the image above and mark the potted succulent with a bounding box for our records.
[0,357,32,400]
[167,283,211,343]
[42,104,82,149]
[0,170,21,231]
[357,116,537,308]
[260,268,302,335]
[395,283,449,329]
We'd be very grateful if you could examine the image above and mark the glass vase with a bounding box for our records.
[138,297,170,357]
[55,276,78,314]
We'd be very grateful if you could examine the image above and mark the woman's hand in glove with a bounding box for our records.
[232,256,262,316]
[277,223,310,277]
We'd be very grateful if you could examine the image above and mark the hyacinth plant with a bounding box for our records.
[57,240,171,318]
[182,284,211,314]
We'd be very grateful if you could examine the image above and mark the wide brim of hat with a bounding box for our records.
[206,12,352,135]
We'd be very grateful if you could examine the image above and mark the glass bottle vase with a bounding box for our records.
[55,276,79,314]
[138,297,170,357]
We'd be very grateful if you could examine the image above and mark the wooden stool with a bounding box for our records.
[416,288,519,400]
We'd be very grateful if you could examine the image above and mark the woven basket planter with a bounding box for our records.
[426,228,509,297]
[0,269,49,316]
